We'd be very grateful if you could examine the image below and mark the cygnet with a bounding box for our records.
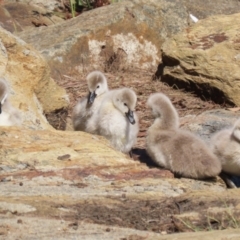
[95,87,139,153]
[211,119,240,177]
[72,70,109,133]
[146,93,221,179]
[0,78,21,126]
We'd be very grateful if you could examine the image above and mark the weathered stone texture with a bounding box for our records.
[0,26,69,129]
[0,126,234,239]
[180,109,240,142]
[161,13,240,106]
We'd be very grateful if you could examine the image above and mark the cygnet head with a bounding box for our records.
[87,71,108,104]
[113,88,137,125]
[147,93,179,130]
[0,78,8,114]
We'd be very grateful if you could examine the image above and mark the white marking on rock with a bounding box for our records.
[189,14,199,23]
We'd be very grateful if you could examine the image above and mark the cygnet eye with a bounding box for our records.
[97,85,100,88]
[124,103,127,106]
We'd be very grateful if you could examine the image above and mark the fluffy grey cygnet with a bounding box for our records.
[72,70,109,133]
[211,119,240,177]
[95,87,139,153]
[146,93,221,179]
[0,78,21,126]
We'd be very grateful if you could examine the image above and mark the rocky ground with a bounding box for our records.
[2,1,240,238]
[41,68,240,235]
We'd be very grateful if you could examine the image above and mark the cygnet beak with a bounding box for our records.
[125,109,135,125]
[87,91,97,104]
[0,102,2,114]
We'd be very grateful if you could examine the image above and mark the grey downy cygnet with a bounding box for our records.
[72,70,109,133]
[95,87,139,154]
[211,119,240,187]
[146,93,221,179]
[0,78,21,126]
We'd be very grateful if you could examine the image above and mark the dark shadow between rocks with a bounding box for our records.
[152,62,164,80]
[161,74,234,106]
[45,108,68,130]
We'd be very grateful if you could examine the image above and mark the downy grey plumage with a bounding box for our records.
[72,70,109,133]
[146,93,221,179]
[211,119,240,176]
[95,87,139,153]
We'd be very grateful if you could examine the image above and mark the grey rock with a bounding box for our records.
[181,109,240,142]
[182,0,240,20]
[16,0,188,80]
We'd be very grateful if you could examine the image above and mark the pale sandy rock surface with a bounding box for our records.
[2,126,240,239]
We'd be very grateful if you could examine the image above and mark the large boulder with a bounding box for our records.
[16,0,188,80]
[161,13,240,106]
[0,26,69,129]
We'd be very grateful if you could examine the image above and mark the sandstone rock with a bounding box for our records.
[16,0,188,80]
[0,26,68,129]
[161,13,240,106]
[1,125,236,239]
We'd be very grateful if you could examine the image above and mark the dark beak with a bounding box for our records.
[125,110,135,124]
[87,91,97,104]
[0,102,1,114]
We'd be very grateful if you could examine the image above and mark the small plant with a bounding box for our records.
[78,0,92,9]
[69,0,119,18]
[70,0,93,17]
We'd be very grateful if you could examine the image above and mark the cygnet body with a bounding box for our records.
[95,88,139,153]
[72,71,109,133]
[211,119,240,176]
[146,93,221,179]
[0,78,21,126]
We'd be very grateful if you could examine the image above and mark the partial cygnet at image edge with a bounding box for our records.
[0,78,22,127]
